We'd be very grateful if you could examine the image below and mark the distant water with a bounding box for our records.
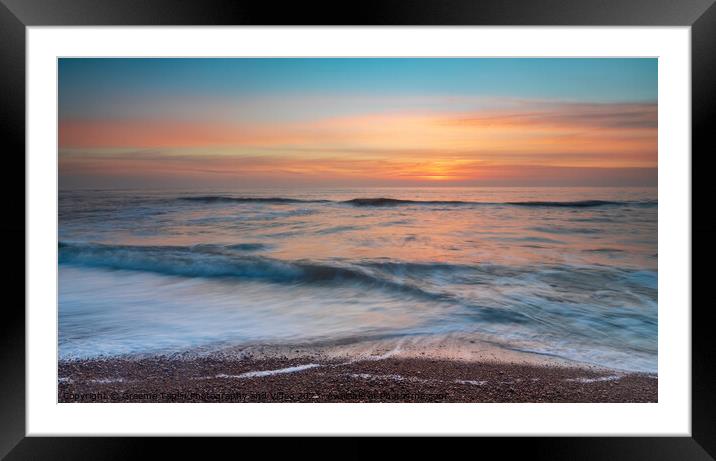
[58,187,657,372]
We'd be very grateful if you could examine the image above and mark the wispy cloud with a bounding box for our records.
[448,102,657,130]
[59,99,657,188]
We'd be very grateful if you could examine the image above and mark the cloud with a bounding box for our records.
[58,99,657,187]
[59,147,657,189]
[448,102,657,130]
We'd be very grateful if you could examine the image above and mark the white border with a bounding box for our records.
[27,26,691,436]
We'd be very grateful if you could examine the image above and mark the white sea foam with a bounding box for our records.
[348,373,431,384]
[90,377,127,384]
[217,363,321,379]
[566,375,622,383]
[456,379,487,386]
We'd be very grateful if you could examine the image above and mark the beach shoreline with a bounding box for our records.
[58,345,657,403]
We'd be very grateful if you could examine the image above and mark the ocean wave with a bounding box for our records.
[59,241,655,279]
[58,241,537,326]
[68,242,583,335]
[225,242,273,252]
[343,198,468,207]
[176,195,656,208]
[346,198,656,208]
[343,198,638,208]
[507,200,627,208]
[178,196,328,204]
[58,241,655,306]
[58,241,457,303]
[58,240,658,368]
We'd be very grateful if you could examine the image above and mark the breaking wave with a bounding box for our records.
[58,240,655,323]
[58,241,472,305]
[177,196,656,208]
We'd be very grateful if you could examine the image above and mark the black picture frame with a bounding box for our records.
[2,0,713,457]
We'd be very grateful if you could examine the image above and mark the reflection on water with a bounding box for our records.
[59,187,657,372]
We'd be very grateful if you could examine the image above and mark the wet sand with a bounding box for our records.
[58,348,657,403]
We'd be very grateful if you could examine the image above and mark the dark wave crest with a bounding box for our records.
[507,200,624,208]
[57,241,534,325]
[58,241,657,332]
[343,197,472,207]
[178,196,327,204]
[177,196,656,208]
[58,241,453,303]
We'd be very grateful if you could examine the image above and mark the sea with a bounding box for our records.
[58,187,658,372]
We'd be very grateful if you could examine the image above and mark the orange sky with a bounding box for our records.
[60,102,656,187]
[58,58,657,188]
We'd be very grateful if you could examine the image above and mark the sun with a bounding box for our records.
[420,174,453,181]
[409,160,470,181]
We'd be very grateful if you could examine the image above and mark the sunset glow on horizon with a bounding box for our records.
[59,58,657,189]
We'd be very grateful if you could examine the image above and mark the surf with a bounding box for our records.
[176,195,656,208]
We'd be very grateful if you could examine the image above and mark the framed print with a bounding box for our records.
[3,0,714,457]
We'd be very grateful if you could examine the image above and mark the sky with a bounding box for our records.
[58,58,657,189]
